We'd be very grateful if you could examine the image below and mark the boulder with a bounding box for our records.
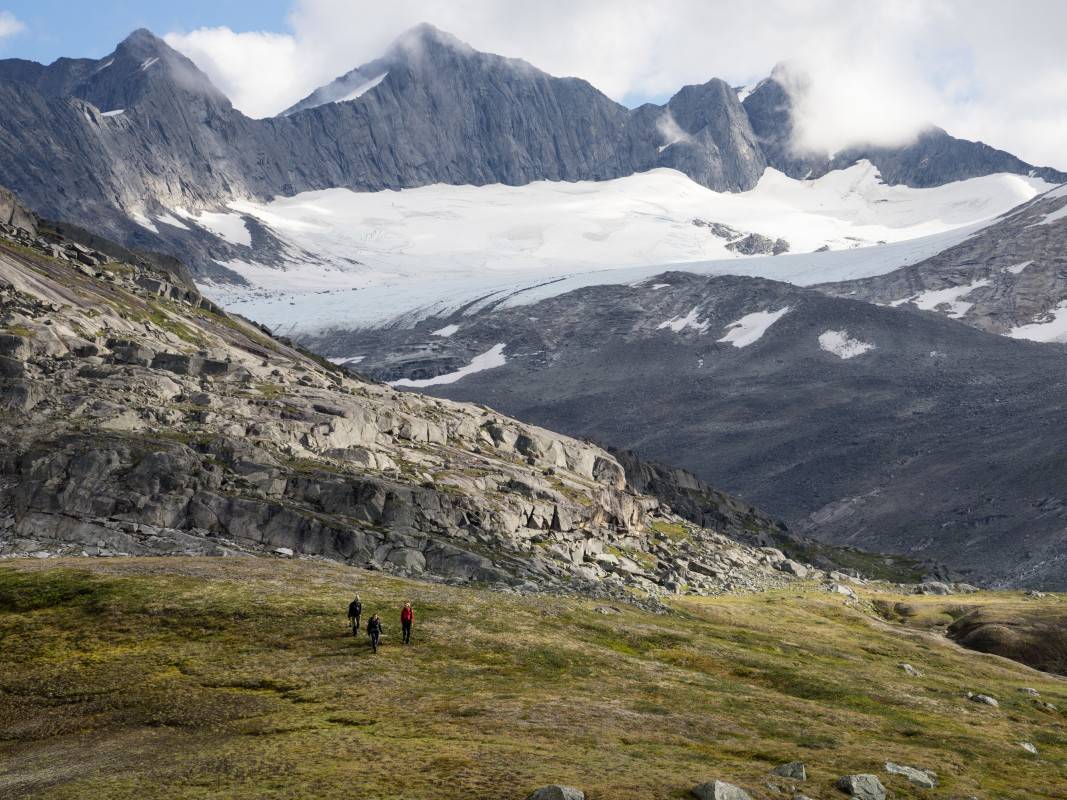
[968,693,999,707]
[885,762,937,788]
[110,340,157,367]
[777,559,809,578]
[835,774,886,800]
[771,762,806,781]
[691,780,753,800]
[900,663,923,677]
[1020,741,1037,754]
[828,583,857,599]
[919,581,953,595]
[525,786,584,800]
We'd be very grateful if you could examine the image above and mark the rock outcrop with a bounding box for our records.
[0,191,804,600]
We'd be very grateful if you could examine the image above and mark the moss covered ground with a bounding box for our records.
[1,558,1065,799]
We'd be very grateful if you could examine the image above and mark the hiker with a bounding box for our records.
[367,613,383,653]
[401,602,414,645]
[347,594,362,636]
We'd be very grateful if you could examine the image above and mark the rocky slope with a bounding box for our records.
[743,64,1067,188]
[818,183,1067,339]
[342,271,1067,589]
[0,190,826,600]
[0,26,1061,278]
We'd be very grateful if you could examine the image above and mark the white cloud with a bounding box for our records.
[163,28,304,118]
[0,11,25,42]
[165,0,1067,169]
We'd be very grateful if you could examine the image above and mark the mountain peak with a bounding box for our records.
[389,22,474,56]
[115,27,170,57]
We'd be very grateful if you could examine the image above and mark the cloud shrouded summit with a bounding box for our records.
[163,0,1067,171]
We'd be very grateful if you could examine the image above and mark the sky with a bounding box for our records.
[0,0,1064,170]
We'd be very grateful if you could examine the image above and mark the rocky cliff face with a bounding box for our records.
[0,25,766,276]
[1,26,1061,279]
[341,270,1067,589]
[0,196,812,599]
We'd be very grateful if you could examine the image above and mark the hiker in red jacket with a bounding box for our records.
[401,602,414,645]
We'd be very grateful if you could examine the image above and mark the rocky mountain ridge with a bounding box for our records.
[0,188,837,601]
[818,183,1067,340]
[0,25,1062,278]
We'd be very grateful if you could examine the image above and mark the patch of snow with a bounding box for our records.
[1004,261,1033,275]
[101,109,125,117]
[891,278,990,319]
[736,84,756,103]
[1032,202,1067,227]
[337,72,388,103]
[1007,301,1067,343]
[819,330,875,359]
[648,283,671,290]
[130,211,159,234]
[389,343,507,387]
[658,308,709,334]
[431,324,460,337]
[155,212,190,231]
[96,59,114,72]
[194,211,252,247]
[140,57,159,71]
[328,355,365,365]
[717,307,791,348]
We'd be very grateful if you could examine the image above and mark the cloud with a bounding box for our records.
[0,11,25,42]
[164,28,304,118]
[165,0,1067,169]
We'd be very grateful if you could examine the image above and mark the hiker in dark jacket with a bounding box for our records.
[400,602,414,645]
[347,595,362,636]
[366,614,383,653]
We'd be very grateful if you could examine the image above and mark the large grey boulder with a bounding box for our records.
[771,761,806,781]
[885,762,937,788]
[918,581,953,595]
[835,774,886,800]
[691,780,753,800]
[525,786,584,800]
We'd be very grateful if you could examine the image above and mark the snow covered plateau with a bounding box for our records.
[190,162,1052,334]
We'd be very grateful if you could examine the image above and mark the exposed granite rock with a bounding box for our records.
[724,233,789,256]
[0,195,803,601]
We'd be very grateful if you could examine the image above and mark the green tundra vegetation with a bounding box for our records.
[1,558,1065,799]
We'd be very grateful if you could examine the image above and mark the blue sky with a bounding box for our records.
[0,1,289,63]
